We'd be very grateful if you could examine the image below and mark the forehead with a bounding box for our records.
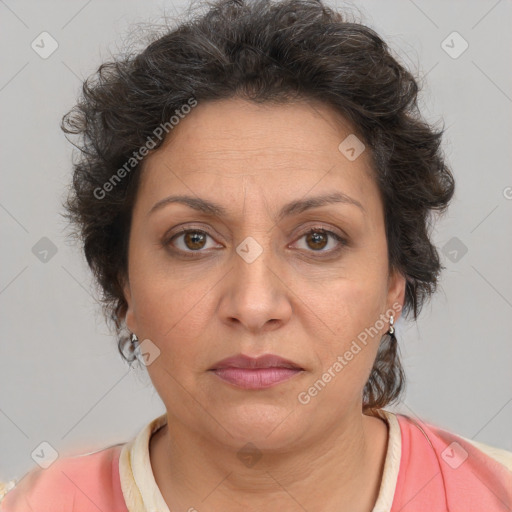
[137,97,379,215]
[149,97,369,165]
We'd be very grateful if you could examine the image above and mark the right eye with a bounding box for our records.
[165,228,222,256]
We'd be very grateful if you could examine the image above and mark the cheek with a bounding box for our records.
[310,266,389,391]
[128,268,214,394]
[130,270,212,341]
[329,260,389,335]
[127,243,222,377]
[127,231,202,332]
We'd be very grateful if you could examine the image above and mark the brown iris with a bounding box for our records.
[306,230,328,250]
[184,231,207,250]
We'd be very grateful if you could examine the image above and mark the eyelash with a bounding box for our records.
[164,226,348,258]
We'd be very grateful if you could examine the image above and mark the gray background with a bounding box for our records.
[1,0,511,481]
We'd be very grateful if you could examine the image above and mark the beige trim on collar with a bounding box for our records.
[371,409,402,512]
[119,413,170,512]
[118,410,402,512]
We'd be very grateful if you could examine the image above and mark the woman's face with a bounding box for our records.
[123,97,405,449]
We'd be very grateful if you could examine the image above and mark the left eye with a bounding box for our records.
[293,228,346,252]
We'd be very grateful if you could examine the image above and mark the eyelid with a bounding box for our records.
[293,224,347,241]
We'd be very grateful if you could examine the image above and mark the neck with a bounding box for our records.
[150,408,389,512]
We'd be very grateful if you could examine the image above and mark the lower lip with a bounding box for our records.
[210,367,303,389]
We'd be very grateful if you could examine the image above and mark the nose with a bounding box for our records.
[218,236,293,334]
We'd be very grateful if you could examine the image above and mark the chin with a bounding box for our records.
[212,404,303,449]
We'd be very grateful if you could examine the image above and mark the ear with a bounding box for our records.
[121,275,137,334]
[387,268,406,321]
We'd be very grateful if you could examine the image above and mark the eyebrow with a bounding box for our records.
[148,192,365,221]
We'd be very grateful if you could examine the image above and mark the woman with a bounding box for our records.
[1,0,511,510]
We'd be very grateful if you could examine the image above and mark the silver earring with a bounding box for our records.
[130,333,139,346]
[387,315,395,337]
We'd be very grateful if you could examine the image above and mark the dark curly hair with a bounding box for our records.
[61,0,454,411]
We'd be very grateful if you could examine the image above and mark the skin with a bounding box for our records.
[123,97,406,512]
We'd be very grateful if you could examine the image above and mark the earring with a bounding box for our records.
[387,315,396,339]
[130,332,139,347]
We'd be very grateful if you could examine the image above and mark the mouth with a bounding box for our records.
[209,353,304,390]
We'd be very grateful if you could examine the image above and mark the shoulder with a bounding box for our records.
[0,443,128,512]
[458,435,512,471]
[397,413,512,471]
[392,413,512,511]
[0,482,16,504]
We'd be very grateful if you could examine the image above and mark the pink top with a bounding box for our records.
[1,411,511,511]
[391,414,512,511]
[0,442,128,512]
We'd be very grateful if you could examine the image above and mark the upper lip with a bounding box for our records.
[210,354,304,370]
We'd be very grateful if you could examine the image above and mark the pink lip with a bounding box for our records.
[212,367,302,389]
[209,354,304,390]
